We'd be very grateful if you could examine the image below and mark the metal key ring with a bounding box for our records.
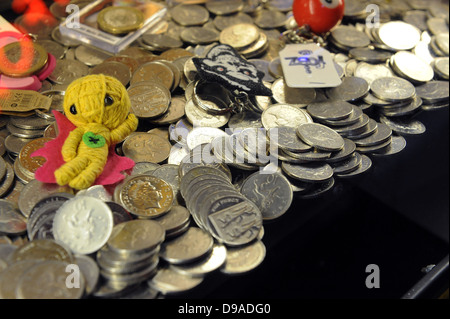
[192,79,235,115]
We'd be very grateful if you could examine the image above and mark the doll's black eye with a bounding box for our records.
[104,95,114,106]
[70,104,77,115]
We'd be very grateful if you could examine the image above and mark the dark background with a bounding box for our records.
[1,0,448,299]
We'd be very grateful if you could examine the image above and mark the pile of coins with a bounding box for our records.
[0,0,449,299]
[95,220,163,294]
[180,166,263,246]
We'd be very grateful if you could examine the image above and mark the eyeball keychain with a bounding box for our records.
[283,0,345,46]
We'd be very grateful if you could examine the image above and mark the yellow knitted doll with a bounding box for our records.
[54,74,138,190]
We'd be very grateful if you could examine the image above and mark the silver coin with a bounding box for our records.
[16,260,85,299]
[213,11,253,31]
[268,126,312,152]
[433,57,449,80]
[415,81,449,104]
[325,76,369,102]
[349,48,392,63]
[379,116,426,136]
[321,105,363,127]
[332,113,371,137]
[27,194,73,241]
[48,59,89,84]
[377,21,421,50]
[74,254,100,296]
[379,96,423,117]
[240,172,293,220]
[180,27,220,45]
[435,33,449,55]
[346,118,378,140]
[185,99,230,128]
[403,10,428,31]
[370,77,416,102]
[154,205,190,235]
[371,135,407,156]
[186,127,228,151]
[261,103,313,129]
[170,243,227,277]
[206,0,243,15]
[142,33,183,50]
[159,227,213,265]
[248,59,276,82]
[352,122,392,147]
[330,152,362,174]
[330,25,371,49]
[53,196,114,255]
[205,194,262,246]
[253,9,287,29]
[271,78,316,108]
[130,162,160,176]
[336,154,372,178]
[227,110,263,132]
[325,139,357,163]
[281,161,334,183]
[278,147,331,162]
[105,201,133,226]
[354,62,394,85]
[148,266,204,295]
[220,240,266,275]
[427,17,449,35]
[170,4,210,26]
[0,200,27,236]
[74,45,112,66]
[300,177,335,199]
[391,51,434,83]
[297,123,345,152]
[307,100,354,121]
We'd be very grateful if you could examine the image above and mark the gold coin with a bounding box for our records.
[119,175,174,218]
[0,41,48,77]
[97,6,144,35]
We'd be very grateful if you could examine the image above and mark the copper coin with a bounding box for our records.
[18,137,52,174]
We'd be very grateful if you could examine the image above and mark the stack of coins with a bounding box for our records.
[0,239,86,299]
[96,220,164,291]
[26,194,74,241]
[180,166,263,247]
[415,80,450,111]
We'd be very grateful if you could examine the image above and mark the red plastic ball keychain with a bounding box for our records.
[293,0,345,34]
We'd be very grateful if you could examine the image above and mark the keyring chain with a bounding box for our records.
[280,24,329,47]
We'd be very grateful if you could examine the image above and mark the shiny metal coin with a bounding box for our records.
[160,227,214,264]
[391,51,434,83]
[297,123,345,152]
[325,76,369,102]
[281,161,334,183]
[370,77,416,102]
[240,172,293,220]
[53,196,114,255]
[220,240,266,275]
[377,21,421,50]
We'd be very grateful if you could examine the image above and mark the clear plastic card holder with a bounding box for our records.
[59,0,167,54]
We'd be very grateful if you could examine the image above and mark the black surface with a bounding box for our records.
[170,107,449,299]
